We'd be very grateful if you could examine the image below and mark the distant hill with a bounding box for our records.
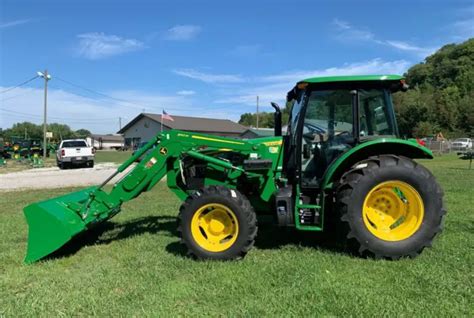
[239,38,474,138]
[394,38,473,138]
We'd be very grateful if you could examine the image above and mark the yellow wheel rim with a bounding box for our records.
[363,180,424,241]
[191,203,239,252]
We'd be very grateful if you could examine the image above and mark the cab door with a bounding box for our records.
[300,89,354,188]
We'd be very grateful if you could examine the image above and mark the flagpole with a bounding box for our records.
[161,110,163,133]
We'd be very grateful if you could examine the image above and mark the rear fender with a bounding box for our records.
[321,138,433,190]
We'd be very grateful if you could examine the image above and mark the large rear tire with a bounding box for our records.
[336,155,446,259]
[178,186,257,260]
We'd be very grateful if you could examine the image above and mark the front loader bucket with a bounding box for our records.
[23,187,96,263]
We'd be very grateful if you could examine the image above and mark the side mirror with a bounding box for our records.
[270,102,282,137]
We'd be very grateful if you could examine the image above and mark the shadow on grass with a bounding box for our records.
[165,216,348,258]
[45,215,178,261]
[447,167,473,171]
[45,215,348,262]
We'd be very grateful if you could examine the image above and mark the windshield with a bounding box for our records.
[305,90,353,139]
[62,141,87,148]
[303,88,397,140]
[455,138,469,142]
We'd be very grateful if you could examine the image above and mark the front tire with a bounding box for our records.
[336,155,446,259]
[178,186,257,260]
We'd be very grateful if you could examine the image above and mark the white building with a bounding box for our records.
[87,134,124,150]
[117,113,247,148]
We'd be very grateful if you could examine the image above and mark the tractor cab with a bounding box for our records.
[274,75,412,229]
[23,74,443,263]
[283,75,407,189]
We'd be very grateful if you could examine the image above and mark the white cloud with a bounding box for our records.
[0,19,31,29]
[333,18,375,41]
[173,69,245,84]
[165,25,201,41]
[216,58,411,107]
[76,32,145,60]
[177,90,196,96]
[258,58,410,83]
[0,87,195,133]
[385,40,435,56]
[332,18,437,56]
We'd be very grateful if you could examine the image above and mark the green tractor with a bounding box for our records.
[24,75,445,263]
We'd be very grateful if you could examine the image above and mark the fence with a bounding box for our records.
[424,140,472,155]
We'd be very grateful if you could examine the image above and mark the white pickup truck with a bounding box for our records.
[56,139,95,169]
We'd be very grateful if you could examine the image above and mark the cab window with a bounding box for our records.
[359,89,396,137]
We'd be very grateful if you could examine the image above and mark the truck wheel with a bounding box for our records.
[87,161,94,168]
[58,161,64,170]
[178,186,257,260]
[336,155,446,259]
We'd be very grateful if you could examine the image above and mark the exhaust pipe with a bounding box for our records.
[270,102,282,137]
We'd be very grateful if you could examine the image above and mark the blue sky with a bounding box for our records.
[1,0,473,133]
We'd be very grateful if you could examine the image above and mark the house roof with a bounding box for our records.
[117,113,247,134]
[90,134,124,142]
[242,128,276,137]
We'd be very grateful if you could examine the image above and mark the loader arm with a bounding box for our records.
[23,130,283,263]
[76,130,259,223]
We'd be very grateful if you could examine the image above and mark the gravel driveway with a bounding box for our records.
[0,163,135,191]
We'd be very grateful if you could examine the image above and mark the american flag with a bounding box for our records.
[162,110,174,121]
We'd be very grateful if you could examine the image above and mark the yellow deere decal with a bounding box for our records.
[269,146,279,154]
[263,140,282,146]
[160,147,168,155]
[191,135,245,145]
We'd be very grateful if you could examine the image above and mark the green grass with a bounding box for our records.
[0,157,56,174]
[1,155,473,316]
[0,151,132,174]
[94,150,133,164]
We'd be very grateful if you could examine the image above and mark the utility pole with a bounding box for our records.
[256,95,259,129]
[119,117,122,130]
[38,70,51,158]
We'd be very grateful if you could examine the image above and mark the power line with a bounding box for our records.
[1,112,121,125]
[1,79,42,102]
[53,75,201,113]
[2,72,221,116]
[54,75,158,111]
[0,75,40,94]
[0,107,121,122]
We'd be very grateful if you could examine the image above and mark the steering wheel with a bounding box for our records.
[302,123,326,143]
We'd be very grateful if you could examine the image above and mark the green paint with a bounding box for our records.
[24,130,283,263]
[300,74,404,84]
[294,185,322,231]
[321,138,432,190]
[23,74,437,263]
[393,187,408,204]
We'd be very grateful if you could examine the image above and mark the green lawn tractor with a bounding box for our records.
[24,75,446,263]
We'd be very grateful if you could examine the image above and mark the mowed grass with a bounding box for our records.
[0,150,131,174]
[0,155,472,316]
[95,150,133,164]
[0,157,56,174]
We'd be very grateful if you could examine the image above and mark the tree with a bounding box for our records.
[74,129,92,138]
[394,38,474,137]
[1,122,43,139]
[47,123,75,141]
[0,122,93,142]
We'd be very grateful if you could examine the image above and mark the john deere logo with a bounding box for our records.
[160,147,168,155]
